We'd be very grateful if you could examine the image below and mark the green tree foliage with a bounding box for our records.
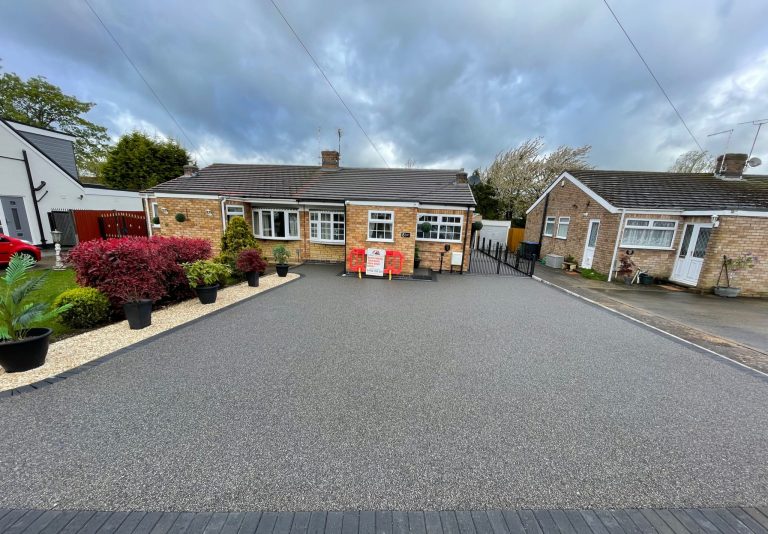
[0,70,110,174]
[102,131,190,190]
[470,181,504,219]
[485,137,593,218]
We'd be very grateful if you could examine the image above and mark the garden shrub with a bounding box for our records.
[183,260,231,288]
[53,287,110,328]
[221,216,260,256]
[67,236,212,308]
[236,248,267,273]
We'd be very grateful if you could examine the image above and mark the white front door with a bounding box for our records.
[671,223,712,286]
[581,219,600,269]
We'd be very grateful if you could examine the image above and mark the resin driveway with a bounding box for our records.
[0,264,766,511]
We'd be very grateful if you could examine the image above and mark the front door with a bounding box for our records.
[671,223,712,286]
[581,219,600,269]
[0,197,33,242]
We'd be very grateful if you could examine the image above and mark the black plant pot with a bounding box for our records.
[0,328,52,373]
[276,264,289,277]
[195,284,219,304]
[123,300,152,330]
[245,271,260,287]
[414,259,421,269]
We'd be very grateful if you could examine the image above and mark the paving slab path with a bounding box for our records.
[0,264,767,512]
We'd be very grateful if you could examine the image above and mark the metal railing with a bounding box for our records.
[470,236,537,277]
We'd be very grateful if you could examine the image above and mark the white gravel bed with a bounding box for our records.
[0,273,299,391]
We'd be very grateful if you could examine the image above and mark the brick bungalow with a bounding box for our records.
[141,151,476,276]
[524,153,768,296]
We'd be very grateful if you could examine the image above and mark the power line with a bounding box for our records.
[268,0,390,168]
[82,0,207,165]
[601,0,704,152]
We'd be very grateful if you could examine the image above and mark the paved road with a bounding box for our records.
[0,265,767,511]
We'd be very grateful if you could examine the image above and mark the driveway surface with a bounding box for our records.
[0,264,767,511]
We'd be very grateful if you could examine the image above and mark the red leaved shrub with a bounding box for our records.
[236,248,267,273]
[67,236,212,308]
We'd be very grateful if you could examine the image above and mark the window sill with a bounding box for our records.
[416,238,463,244]
[619,244,675,250]
[254,236,301,241]
[310,239,344,246]
[367,238,394,243]
[543,233,554,238]
[555,236,568,240]
[152,225,161,228]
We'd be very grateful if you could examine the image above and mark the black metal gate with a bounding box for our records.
[48,210,78,246]
[469,236,537,276]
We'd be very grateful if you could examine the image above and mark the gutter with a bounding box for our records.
[607,209,626,282]
[22,150,47,246]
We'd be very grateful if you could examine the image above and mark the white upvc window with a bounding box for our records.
[367,210,394,241]
[416,213,463,242]
[555,217,570,239]
[225,205,244,223]
[621,218,677,249]
[151,202,160,226]
[543,216,555,237]
[251,208,300,240]
[310,211,345,244]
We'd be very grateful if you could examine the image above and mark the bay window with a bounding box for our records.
[310,211,345,244]
[252,208,300,240]
[621,218,677,249]
[416,213,462,242]
[368,211,394,241]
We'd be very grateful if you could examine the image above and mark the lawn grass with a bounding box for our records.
[579,268,608,281]
[30,268,79,339]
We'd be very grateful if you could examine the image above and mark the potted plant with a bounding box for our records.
[272,245,290,277]
[472,221,483,232]
[121,291,154,330]
[236,248,267,287]
[414,246,421,269]
[715,253,757,297]
[183,260,232,304]
[0,254,72,372]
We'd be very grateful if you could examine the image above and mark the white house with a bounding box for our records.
[0,119,141,246]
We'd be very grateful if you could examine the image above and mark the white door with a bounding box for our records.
[581,219,600,269]
[671,224,712,286]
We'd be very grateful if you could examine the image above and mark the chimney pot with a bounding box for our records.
[183,164,199,177]
[321,150,340,169]
[455,171,468,184]
[715,153,747,177]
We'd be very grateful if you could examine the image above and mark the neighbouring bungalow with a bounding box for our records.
[524,153,768,296]
[141,150,476,276]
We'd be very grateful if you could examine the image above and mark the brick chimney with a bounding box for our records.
[183,164,198,177]
[321,150,340,169]
[455,171,468,184]
[715,153,747,177]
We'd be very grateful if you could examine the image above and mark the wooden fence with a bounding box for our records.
[70,210,148,242]
[507,227,525,252]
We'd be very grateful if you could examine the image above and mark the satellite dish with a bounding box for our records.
[747,157,762,167]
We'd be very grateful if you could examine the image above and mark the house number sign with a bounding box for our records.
[400,232,411,237]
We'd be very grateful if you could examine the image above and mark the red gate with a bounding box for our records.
[71,210,148,242]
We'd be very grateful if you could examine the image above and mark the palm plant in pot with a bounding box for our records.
[272,245,290,277]
[236,248,267,287]
[184,260,231,304]
[0,254,72,372]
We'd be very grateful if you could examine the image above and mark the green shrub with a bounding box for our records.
[579,268,608,281]
[183,260,231,288]
[272,244,290,264]
[175,212,187,222]
[221,216,260,256]
[53,287,110,329]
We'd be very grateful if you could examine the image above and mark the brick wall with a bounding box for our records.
[345,205,417,275]
[416,208,473,272]
[697,216,768,297]
[152,197,224,252]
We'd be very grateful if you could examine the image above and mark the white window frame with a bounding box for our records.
[416,213,463,243]
[225,205,244,224]
[555,217,570,239]
[310,210,345,244]
[151,202,160,227]
[251,208,300,240]
[620,218,678,250]
[367,210,395,242]
[543,216,555,237]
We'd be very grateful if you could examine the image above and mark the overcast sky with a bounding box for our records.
[2,0,767,173]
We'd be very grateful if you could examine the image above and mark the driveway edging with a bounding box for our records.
[532,274,768,382]
[0,274,304,399]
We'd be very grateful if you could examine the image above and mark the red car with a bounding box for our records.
[0,234,41,265]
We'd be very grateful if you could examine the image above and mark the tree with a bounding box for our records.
[0,70,110,174]
[102,131,190,190]
[669,150,715,173]
[484,137,593,218]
